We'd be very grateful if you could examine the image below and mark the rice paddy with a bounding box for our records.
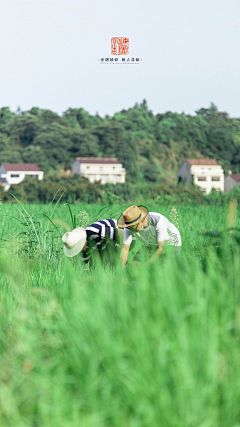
[0,201,240,427]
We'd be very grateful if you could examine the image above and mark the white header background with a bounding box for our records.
[0,0,239,117]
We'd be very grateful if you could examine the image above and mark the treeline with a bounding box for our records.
[1,174,240,206]
[0,101,240,186]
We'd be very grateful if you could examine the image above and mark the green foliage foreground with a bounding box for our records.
[0,203,240,426]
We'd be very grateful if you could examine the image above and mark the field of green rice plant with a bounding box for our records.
[0,201,240,427]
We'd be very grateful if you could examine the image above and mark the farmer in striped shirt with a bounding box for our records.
[62,218,122,266]
[81,219,122,266]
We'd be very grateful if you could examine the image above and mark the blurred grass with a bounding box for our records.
[0,202,239,426]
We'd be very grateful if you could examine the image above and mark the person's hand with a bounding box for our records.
[82,239,88,251]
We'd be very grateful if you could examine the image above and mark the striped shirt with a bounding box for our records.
[81,219,119,263]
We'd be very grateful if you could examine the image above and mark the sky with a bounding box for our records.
[0,0,240,118]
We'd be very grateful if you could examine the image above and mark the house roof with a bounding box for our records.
[77,157,121,164]
[230,174,240,182]
[2,163,42,172]
[187,159,219,166]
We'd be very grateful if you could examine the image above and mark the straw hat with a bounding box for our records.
[62,227,87,257]
[117,205,149,229]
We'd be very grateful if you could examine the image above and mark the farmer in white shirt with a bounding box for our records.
[118,205,182,268]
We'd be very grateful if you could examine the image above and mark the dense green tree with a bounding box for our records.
[38,109,63,125]
[21,145,47,169]
[140,165,159,182]
[0,150,23,163]
[0,101,240,184]
[32,123,75,170]
[69,129,99,158]
[63,108,102,129]
[113,99,155,136]
[4,114,42,147]
[92,121,137,180]
[92,121,124,155]
[155,117,177,146]
[0,133,12,151]
[0,107,15,128]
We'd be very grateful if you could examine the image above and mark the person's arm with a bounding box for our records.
[121,244,130,269]
[148,240,165,265]
[117,229,124,248]
[120,227,133,268]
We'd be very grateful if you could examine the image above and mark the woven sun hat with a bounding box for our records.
[62,227,87,257]
[117,205,149,229]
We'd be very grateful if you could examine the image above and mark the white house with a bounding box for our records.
[178,159,224,194]
[0,163,44,187]
[71,157,126,184]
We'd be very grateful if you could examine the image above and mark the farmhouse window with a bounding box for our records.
[212,176,220,181]
[11,174,19,178]
[198,176,206,181]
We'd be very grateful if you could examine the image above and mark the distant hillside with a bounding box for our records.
[0,101,239,184]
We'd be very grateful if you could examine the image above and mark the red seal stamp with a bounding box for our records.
[111,37,129,55]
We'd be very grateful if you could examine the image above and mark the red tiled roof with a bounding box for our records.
[187,159,219,166]
[231,174,240,182]
[77,157,121,164]
[2,163,42,172]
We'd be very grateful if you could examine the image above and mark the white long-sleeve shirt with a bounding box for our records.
[123,212,181,247]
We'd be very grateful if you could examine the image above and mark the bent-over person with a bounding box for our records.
[62,219,122,267]
[81,219,121,266]
[118,205,182,268]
